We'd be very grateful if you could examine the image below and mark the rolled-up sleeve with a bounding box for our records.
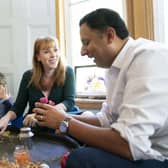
[96,101,112,128]
[111,121,165,161]
[111,75,168,161]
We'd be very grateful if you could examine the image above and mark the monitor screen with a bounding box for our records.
[75,65,107,99]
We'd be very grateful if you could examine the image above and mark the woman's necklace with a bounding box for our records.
[41,76,54,97]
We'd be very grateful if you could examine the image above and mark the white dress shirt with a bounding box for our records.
[96,37,168,161]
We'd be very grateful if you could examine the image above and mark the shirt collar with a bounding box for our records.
[110,37,134,70]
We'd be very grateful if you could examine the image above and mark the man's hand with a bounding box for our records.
[33,102,68,129]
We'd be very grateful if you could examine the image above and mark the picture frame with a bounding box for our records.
[75,65,106,98]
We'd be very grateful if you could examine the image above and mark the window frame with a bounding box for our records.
[56,0,154,65]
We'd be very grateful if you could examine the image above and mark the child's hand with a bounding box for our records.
[0,85,10,100]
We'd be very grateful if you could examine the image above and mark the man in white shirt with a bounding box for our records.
[31,8,168,167]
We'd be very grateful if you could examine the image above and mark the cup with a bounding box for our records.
[19,127,34,149]
[13,145,30,165]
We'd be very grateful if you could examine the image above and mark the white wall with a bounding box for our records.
[0,0,56,98]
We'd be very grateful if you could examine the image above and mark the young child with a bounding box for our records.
[0,72,13,118]
[0,72,23,127]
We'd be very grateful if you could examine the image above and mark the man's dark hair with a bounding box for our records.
[79,8,129,39]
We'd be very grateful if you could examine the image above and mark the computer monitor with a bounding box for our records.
[75,65,107,99]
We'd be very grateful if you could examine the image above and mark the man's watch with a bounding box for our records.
[59,117,72,134]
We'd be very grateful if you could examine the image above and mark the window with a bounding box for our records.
[63,0,155,98]
[64,0,126,66]
[153,0,168,45]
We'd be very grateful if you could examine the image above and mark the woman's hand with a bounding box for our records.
[33,102,68,129]
[55,103,67,111]
[23,113,37,127]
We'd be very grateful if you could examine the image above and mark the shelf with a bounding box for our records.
[75,98,105,110]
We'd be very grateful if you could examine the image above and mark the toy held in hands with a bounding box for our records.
[39,97,55,106]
